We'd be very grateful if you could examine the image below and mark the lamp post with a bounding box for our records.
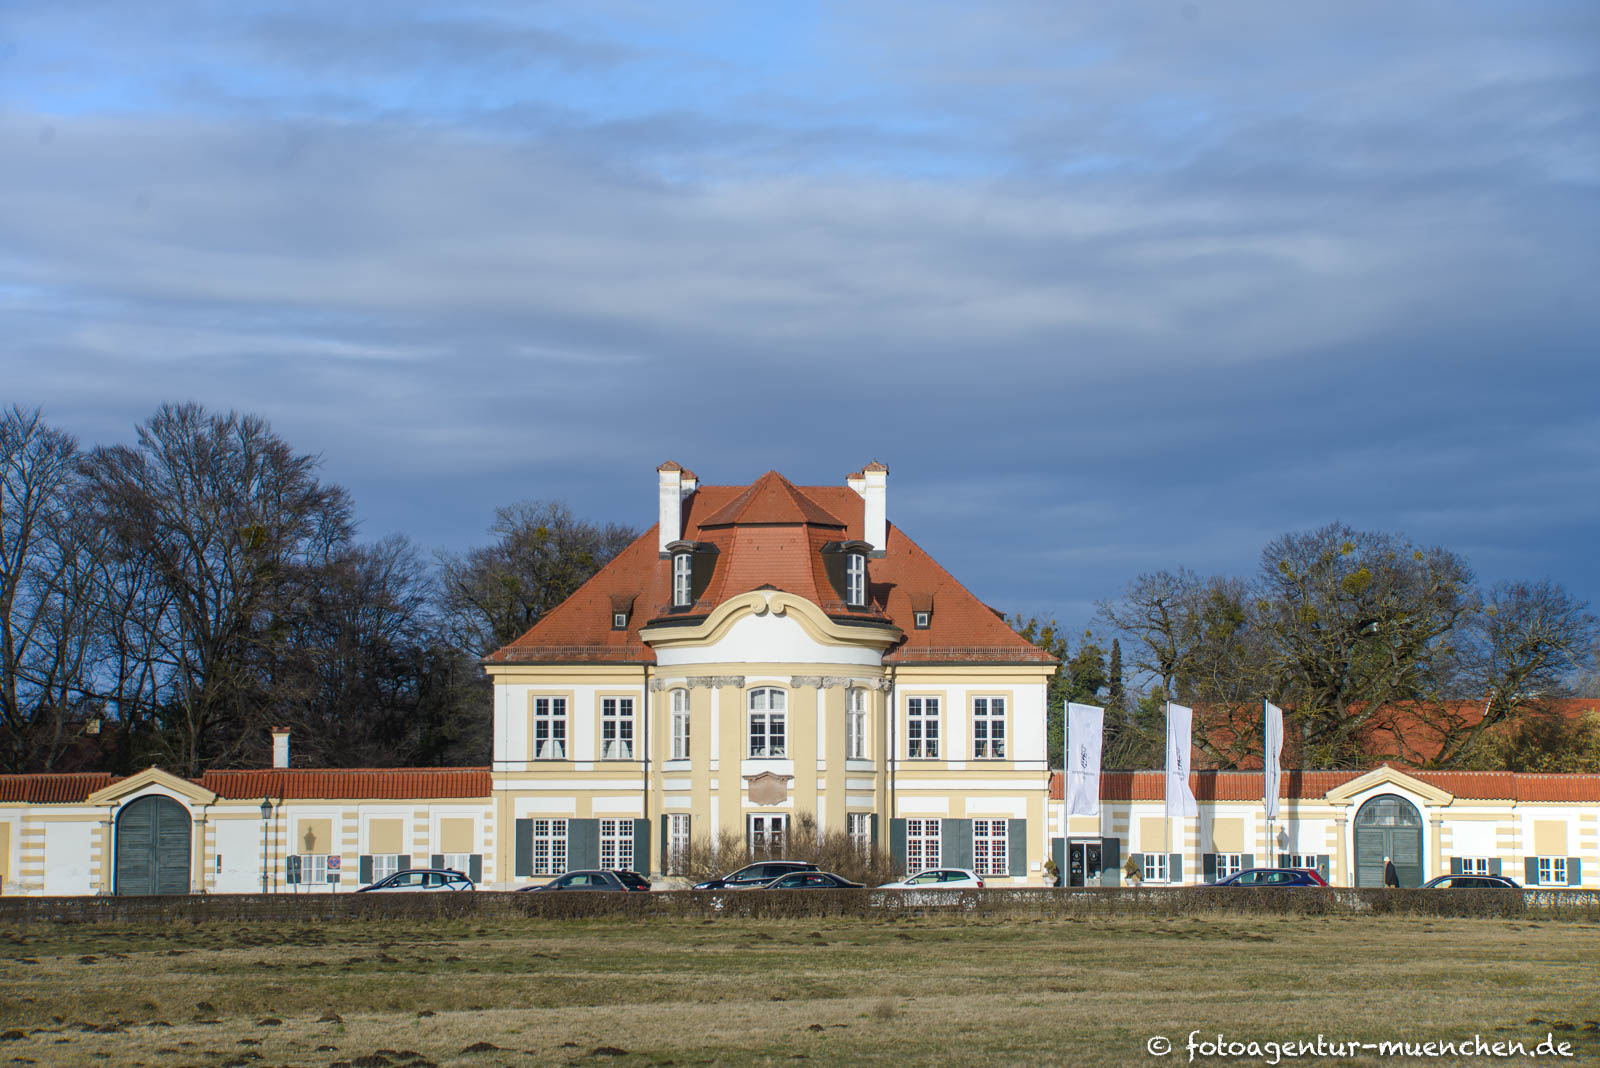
[259,799,273,895]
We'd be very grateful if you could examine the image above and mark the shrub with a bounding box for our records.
[675,810,900,886]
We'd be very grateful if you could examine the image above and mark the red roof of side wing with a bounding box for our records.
[1048,768,1600,803]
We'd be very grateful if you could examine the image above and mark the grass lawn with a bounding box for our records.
[1,912,1596,1066]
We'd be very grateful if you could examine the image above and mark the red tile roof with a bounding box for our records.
[0,772,117,803]
[1049,768,1600,803]
[487,468,1055,666]
[199,768,491,800]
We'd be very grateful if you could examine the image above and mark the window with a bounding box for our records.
[1460,857,1489,876]
[972,697,1006,759]
[601,697,635,760]
[847,813,872,855]
[668,814,691,874]
[1287,853,1318,871]
[439,852,472,874]
[372,854,401,882]
[613,612,628,630]
[671,690,691,760]
[846,689,866,759]
[533,697,567,760]
[1143,853,1169,883]
[532,819,567,876]
[973,819,1008,876]
[845,553,866,606]
[906,697,940,758]
[750,814,787,853]
[1214,853,1243,880]
[913,611,930,629]
[599,819,634,871]
[906,818,940,872]
[749,688,787,757]
[673,553,692,607]
[298,854,329,884]
[1537,856,1568,886]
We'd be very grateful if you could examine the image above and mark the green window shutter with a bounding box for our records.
[1316,855,1329,883]
[431,854,444,870]
[870,813,878,849]
[1007,819,1026,877]
[359,855,373,883]
[1450,857,1462,875]
[1525,857,1540,885]
[1489,858,1501,877]
[1242,853,1255,871]
[1278,852,1290,867]
[515,819,533,877]
[942,820,972,870]
[1128,852,1143,880]
[745,815,754,856]
[1567,857,1581,885]
[1100,837,1121,887]
[286,855,300,885]
[659,815,669,874]
[569,819,600,870]
[399,854,411,871]
[469,855,483,884]
[1202,853,1217,884]
[1051,838,1066,887]
[633,819,651,875]
[1169,853,1183,883]
[889,818,907,872]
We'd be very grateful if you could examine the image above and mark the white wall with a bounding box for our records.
[44,822,94,894]
[656,611,882,667]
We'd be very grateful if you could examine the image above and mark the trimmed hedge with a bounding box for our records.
[2,886,1597,925]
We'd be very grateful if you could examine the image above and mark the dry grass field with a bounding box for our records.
[1,912,1596,1067]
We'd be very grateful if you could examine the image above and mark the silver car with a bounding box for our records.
[356,868,475,892]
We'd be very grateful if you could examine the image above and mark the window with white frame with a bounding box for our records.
[1461,857,1490,876]
[906,818,940,872]
[671,690,691,760]
[599,819,634,871]
[672,553,692,607]
[1143,853,1169,883]
[372,854,402,882]
[1537,856,1568,886]
[846,689,866,759]
[749,688,787,757]
[533,696,567,759]
[601,697,635,760]
[668,814,691,874]
[1287,854,1319,871]
[906,697,940,758]
[439,852,471,874]
[846,553,866,606]
[1214,853,1243,880]
[750,814,787,853]
[973,819,1008,876]
[972,696,1006,759]
[532,819,567,875]
[299,854,329,884]
[847,813,872,854]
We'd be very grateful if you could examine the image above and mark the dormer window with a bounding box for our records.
[914,611,930,629]
[672,552,693,607]
[613,612,628,629]
[911,593,933,629]
[846,553,866,607]
[610,594,635,631]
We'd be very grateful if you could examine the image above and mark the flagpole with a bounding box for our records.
[1164,701,1172,879]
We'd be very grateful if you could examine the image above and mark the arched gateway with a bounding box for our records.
[115,795,191,894]
[1353,793,1423,887]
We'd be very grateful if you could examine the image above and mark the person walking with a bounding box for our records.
[1383,855,1399,888]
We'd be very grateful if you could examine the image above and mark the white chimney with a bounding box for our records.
[850,461,888,552]
[657,462,697,553]
[271,728,290,769]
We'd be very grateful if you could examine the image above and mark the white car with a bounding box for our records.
[878,868,985,890]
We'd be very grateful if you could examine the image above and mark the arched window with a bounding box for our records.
[671,689,691,760]
[748,688,787,757]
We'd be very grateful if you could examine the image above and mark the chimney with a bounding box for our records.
[657,462,697,554]
[850,461,888,553]
[271,728,290,769]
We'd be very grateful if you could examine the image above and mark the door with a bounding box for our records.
[1353,794,1423,887]
[116,795,192,895]
[213,819,263,893]
[1068,842,1103,887]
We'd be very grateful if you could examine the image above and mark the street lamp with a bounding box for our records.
[259,799,273,895]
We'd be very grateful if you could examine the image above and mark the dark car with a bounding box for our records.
[1420,874,1521,889]
[519,869,651,892]
[356,868,475,892]
[693,861,819,890]
[1214,867,1329,887]
[758,871,864,890]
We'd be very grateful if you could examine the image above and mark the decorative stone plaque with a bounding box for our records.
[744,771,792,806]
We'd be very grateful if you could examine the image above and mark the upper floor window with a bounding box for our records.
[533,696,568,760]
[601,697,635,760]
[972,696,1006,759]
[906,696,940,759]
[846,688,866,760]
[672,553,693,607]
[749,688,787,757]
[845,553,866,606]
[671,689,691,760]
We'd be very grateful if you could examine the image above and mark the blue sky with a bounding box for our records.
[6,0,1598,638]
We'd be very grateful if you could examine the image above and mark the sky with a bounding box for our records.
[6,0,1598,639]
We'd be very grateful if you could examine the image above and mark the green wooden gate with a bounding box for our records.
[115,796,192,895]
[1353,794,1422,887]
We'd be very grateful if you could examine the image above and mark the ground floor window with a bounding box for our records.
[1460,857,1489,876]
[847,813,872,854]
[438,852,472,874]
[1286,853,1318,870]
[372,854,401,881]
[600,819,634,871]
[533,819,567,875]
[668,814,691,874]
[1537,856,1568,886]
[906,818,940,872]
[1214,853,1243,880]
[972,819,1008,876]
[750,814,788,854]
[296,854,329,884]
[1143,853,1169,883]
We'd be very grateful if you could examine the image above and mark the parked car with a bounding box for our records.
[519,869,651,892]
[692,861,819,890]
[1420,874,1522,889]
[1213,867,1329,887]
[758,871,863,890]
[878,868,985,890]
[356,868,475,892]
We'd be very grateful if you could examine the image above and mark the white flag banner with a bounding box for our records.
[1165,702,1198,820]
[1264,701,1284,821]
[1066,703,1104,817]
